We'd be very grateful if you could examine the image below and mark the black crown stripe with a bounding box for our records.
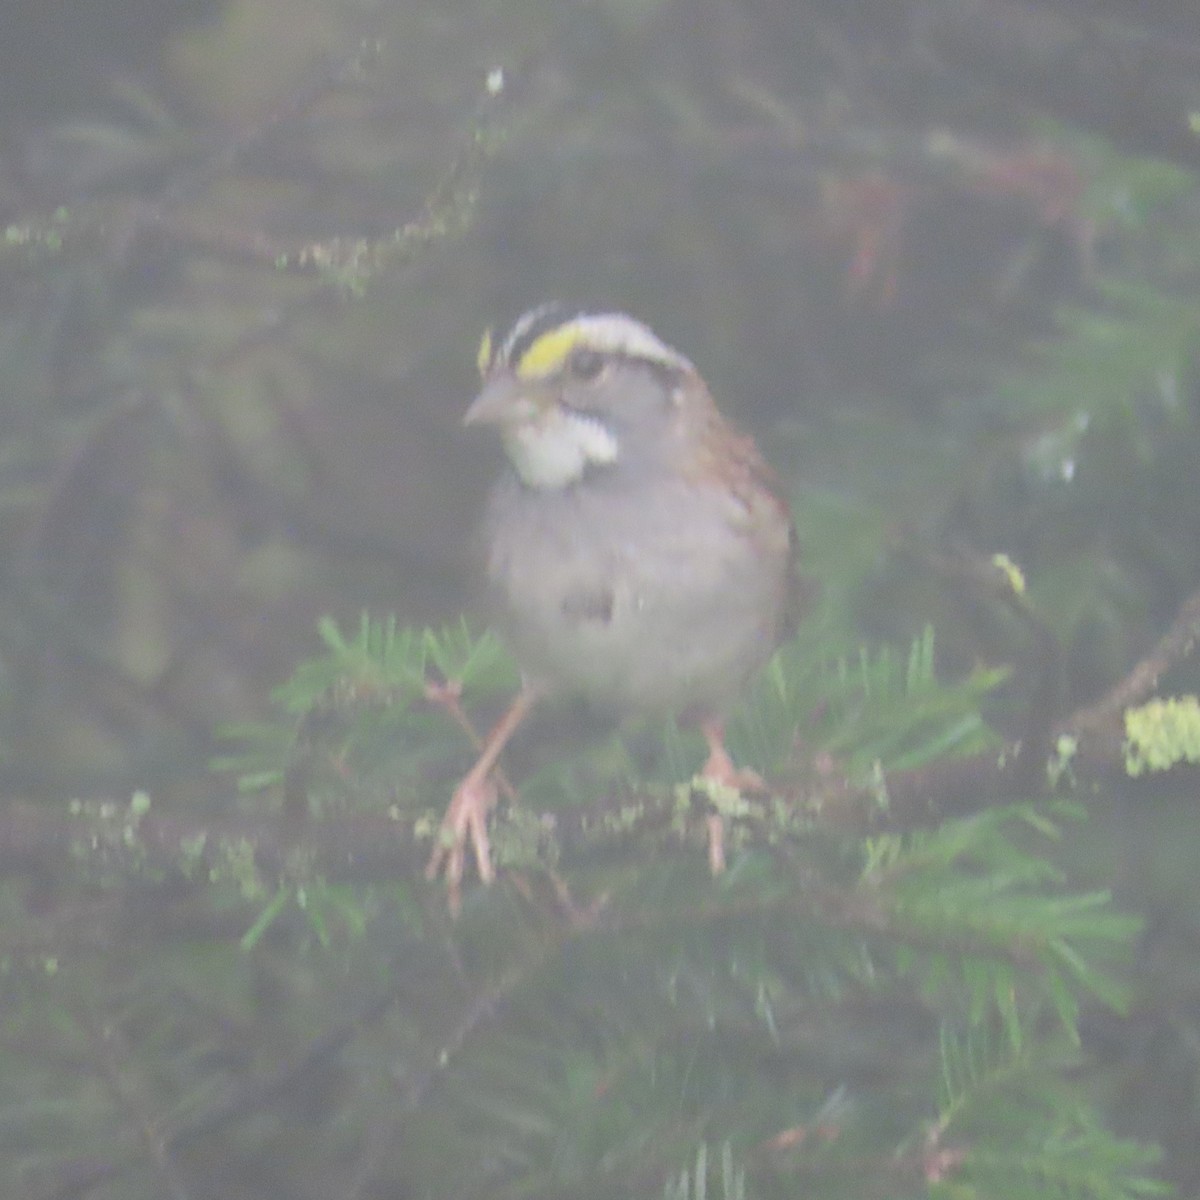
[499,302,574,368]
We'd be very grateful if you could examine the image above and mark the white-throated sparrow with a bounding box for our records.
[426,304,805,891]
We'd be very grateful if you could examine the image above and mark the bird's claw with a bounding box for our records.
[698,732,767,874]
[425,773,499,909]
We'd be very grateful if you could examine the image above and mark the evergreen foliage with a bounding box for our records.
[179,614,1157,1199]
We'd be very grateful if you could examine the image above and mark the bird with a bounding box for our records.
[426,303,804,893]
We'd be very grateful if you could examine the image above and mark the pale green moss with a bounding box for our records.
[65,793,153,874]
[602,802,648,833]
[122,790,151,851]
[1124,696,1200,777]
[671,783,694,836]
[863,760,889,812]
[209,838,268,902]
[991,552,1027,596]
[493,807,559,870]
[412,811,439,841]
[1047,734,1078,789]
[179,831,209,879]
[690,775,754,819]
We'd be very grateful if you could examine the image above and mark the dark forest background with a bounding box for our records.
[2,1,1200,1197]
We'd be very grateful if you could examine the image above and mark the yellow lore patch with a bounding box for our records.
[514,324,585,380]
[477,327,493,379]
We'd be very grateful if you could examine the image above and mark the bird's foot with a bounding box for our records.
[424,687,539,911]
[699,731,767,793]
[425,771,498,912]
[696,719,769,874]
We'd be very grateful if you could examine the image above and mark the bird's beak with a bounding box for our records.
[463,375,550,427]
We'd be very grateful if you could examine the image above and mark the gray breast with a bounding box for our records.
[479,469,785,715]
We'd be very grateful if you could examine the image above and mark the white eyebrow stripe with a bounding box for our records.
[498,307,695,374]
[559,314,693,371]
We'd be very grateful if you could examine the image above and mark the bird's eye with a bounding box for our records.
[568,346,605,381]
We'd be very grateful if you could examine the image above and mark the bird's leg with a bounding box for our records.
[425,687,539,899]
[698,717,765,874]
[423,678,519,805]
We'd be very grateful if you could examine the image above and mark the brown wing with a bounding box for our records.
[676,373,815,643]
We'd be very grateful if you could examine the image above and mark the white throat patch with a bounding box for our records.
[503,409,619,489]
